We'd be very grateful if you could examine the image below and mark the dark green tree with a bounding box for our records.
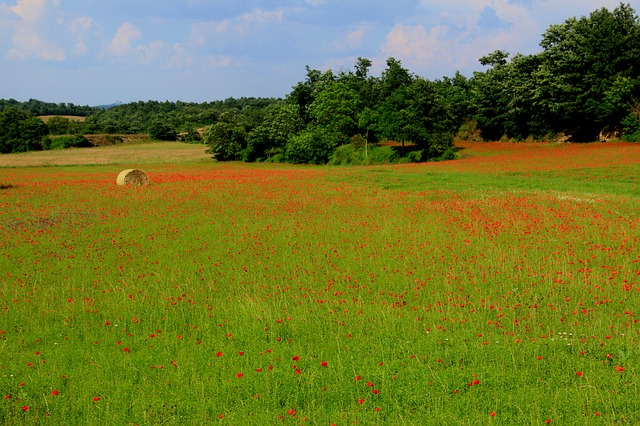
[148,119,177,141]
[537,3,640,140]
[0,108,49,153]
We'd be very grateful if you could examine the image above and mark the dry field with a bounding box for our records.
[0,142,211,167]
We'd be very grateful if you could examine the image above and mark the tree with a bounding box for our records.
[310,81,362,144]
[46,116,79,135]
[148,119,177,141]
[0,108,48,153]
[245,102,304,161]
[284,127,337,164]
[537,3,640,140]
[204,112,247,161]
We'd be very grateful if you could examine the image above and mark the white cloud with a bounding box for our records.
[4,0,65,61]
[345,23,371,50]
[380,0,540,77]
[108,22,141,56]
[70,16,92,33]
[190,8,285,45]
[9,0,46,22]
[167,43,195,69]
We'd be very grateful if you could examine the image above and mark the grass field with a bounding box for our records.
[0,141,639,424]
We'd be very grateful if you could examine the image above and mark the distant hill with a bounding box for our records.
[96,101,124,110]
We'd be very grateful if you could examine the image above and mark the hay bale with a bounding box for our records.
[116,169,149,186]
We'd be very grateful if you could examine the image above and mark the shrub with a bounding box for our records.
[329,144,366,165]
[49,135,92,150]
[363,146,398,165]
[284,127,337,164]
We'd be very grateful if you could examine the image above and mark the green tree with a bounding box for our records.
[46,116,79,135]
[245,102,304,161]
[537,3,640,140]
[310,81,362,144]
[284,127,337,164]
[204,112,247,161]
[148,119,177,141]
[0,108,49,153]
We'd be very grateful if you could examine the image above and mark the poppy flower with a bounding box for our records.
[51,390,59,396]
[236,372,244,379]
[320,361,328,367]
[22,406,29,411]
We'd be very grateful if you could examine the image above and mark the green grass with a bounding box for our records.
[0,142,639,424]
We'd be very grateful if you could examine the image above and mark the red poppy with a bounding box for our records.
[576,371,584,377]
[292,355,300,361]
[236,372,244,379]
[357,398,364,404]
[51,390,59,396]
[287,409,296,416]
[216,351,222,357]
[22,406,29,411]
[614,366,624,373]
[320,361,328,367]
[92,397,100,402]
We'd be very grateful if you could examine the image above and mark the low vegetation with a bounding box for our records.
[0,141,638,424]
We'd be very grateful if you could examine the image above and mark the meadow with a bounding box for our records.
[0,141,639,425]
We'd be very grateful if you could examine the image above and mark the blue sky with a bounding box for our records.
[0,0,627,105]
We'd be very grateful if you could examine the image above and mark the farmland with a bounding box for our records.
[0,141,639,424]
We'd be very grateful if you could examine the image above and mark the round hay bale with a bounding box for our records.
[116,169,149,186]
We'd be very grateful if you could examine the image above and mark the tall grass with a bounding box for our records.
[0,141,639,424]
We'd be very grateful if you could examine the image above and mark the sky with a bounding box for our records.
[0,0,630,105]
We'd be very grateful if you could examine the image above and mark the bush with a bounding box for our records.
[49,135,92,150]
[426,132,454,158]
[148,120,177,141]
[329,144,366,165]
[621,113,640,141]
[405,149,426,163]
[363,146,398,165]
[284,127,337,164]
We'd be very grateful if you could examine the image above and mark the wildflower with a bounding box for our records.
[576,371,584,377]
[51,390,59,396]
[372,389,380,395]
[216,351,222,357]
[22,405,29,411]
[614,366,624,373]
[490,411,496,417]
[287,409,296,416]
[92,397,100,402]
[236,372,244,379]
[357,398,364,404]
[320,361,328,367]
[292,355,300,361]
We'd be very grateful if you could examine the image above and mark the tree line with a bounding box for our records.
[1,3,638,161]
